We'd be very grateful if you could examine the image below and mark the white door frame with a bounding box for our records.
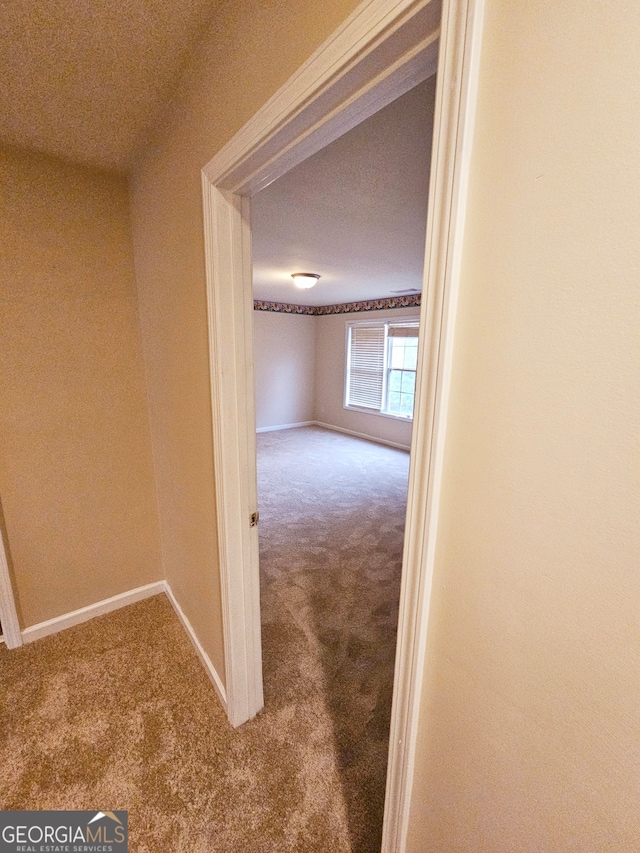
[0,523,22,649]
[201,0,484,847]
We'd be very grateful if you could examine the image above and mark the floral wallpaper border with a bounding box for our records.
[253,294,421,315]
[253,301,315,315]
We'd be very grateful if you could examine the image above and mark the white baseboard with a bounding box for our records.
[313,421,410,452]
[162,581,227,711]
[19,578,227,713]
[256,419,411,451]
[21,581,166,644]
[256,420,315,433]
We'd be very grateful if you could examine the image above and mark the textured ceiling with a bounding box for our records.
[252,76,437,306]
[0,0,438,303]
[0,0,220,173]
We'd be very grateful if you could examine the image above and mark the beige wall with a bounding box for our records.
[129,0,362,682]
[253,311,316,430]
[0,146,161,628]
[124,0,639,843]
[314,307,419,448]
[0,0,631,845]
[254,306,418,446]
[406,1,640,850]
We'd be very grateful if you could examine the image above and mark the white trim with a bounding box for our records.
[202,0,441,732]
[15,578,226,711]
[21,581,165,644]
[313,421,410,452]
[256,421,316,433]
[382,0,484,849]
[255,420,411,451]
[202,182,264,729]
[200,0,484,842]
[344,404,413,424]
[0,525,22,649]
[203,0,440,195]
[162,581,227,711]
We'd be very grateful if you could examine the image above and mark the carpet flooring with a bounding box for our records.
[0,426,409,851]
[257,427,410,852]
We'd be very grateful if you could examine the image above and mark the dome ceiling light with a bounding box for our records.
[291,272,321,289]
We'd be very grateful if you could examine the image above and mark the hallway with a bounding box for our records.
[0,426,409,852]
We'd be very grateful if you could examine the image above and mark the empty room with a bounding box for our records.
[1,0,638,851]
[251,77,435,852]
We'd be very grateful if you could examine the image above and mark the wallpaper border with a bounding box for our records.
[253,294,421,315]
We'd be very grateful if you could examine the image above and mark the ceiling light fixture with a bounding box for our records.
[291,272,321,289]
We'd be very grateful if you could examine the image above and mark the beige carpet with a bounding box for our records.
[1,426,409,851]
[258,427,410,852]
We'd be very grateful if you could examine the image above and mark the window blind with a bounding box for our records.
[346,324,385,409]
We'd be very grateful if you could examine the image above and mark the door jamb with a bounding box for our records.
[0,524,22,649]
[201,0,484,846]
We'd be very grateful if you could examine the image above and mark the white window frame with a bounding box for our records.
[383,327,420,419]
[344,317,420,421]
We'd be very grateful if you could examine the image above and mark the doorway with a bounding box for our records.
[200,0,484,848]
[0,512,22,649]
[249,77,436,850]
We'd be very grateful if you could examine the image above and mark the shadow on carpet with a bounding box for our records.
[258,426,409,853]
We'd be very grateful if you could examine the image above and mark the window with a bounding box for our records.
[386,326,419,417]
[345,319,419,419]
